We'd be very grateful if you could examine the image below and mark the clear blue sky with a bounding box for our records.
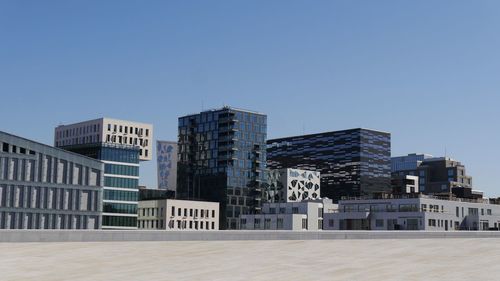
[1,1,500,196]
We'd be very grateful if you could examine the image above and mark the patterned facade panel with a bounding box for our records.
[266,168,320,203]
[157,141,177,192]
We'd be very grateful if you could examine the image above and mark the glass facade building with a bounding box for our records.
[177,106,267,229]
[267,128,391,202]
[58,143,140,229]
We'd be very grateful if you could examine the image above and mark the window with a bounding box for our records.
[277,218,284,229]
[178,208,181,216]
[201,209,204,218]
[318,220,323,230]
[329,219,334,227]
[456,207,459,217]
[292,207,299,214]
[302,218,308,229]
[487,209,492,215]
[211,222,215,229]
[184,208,187,217]
[481,209,484,216]
[269,208,276,214]
[280,208,286,214]
[190,209,193,217]
[421,204,427,212]
[171,207,175,216]
[264,218,271,229]
[254,219,260,228]
[189,221,193,229]
[212,210,215,218]
[376,219,384,227]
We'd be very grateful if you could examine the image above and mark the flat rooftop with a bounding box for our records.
[1,238,499,280]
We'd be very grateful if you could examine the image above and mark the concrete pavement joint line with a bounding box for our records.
[2,230,500,242]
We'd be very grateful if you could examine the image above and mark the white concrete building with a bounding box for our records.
[239,199,337,231]
[325,194,500,231]
[266,168,321,203]
[138,199,219,230]
[54,118,153,161]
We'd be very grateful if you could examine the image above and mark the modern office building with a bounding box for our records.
[177,106,267,229]
[138,199,219,230]
[266,168,321,203]
[54,117,153,161]
[239,198,337,231]
[157,140,177,192]
[55,118,153,229]
[267,128,391,202]
[324,194,500,231]
[391,153,433,173]
[392,154,475,197]
[0,131,103,229]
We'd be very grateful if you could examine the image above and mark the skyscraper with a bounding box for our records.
[54,118,153,229]
[177,106,267,229]
[267,128,391,202]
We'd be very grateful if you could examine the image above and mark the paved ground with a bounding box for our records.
[0,239,498,281]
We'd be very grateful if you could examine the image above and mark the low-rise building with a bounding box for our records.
[0,131,104,229]
[138,199,219,230]
[239,199,337,231]
[324,195,500,231]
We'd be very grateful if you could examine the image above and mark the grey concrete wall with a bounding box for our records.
[1,230,500,243]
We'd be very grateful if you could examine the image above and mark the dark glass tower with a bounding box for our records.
[177,106,267,230]
[267,128,391,202]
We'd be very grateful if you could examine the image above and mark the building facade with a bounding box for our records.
[267,128,391,202]
[55,117,153,161]
[138,199,219,230]
[157,141,177,191]
[324,195,500,231]
[391,175,419,194]
[266,168,321,203]
[55,118,152,229]
[239,199,336,231]
[177,106,267,230]
[392,154,475,196]
[0,131,103,229]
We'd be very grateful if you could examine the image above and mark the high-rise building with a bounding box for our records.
[267,128,391,202]
[55,118,153,229]
[1,131,103,229]
[177,106,267,229]
[157,141,177,192]
[392,154,475,197]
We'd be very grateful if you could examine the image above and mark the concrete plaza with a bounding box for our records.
[0,238,499,281]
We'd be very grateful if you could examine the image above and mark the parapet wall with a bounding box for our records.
[1,230,500,243]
